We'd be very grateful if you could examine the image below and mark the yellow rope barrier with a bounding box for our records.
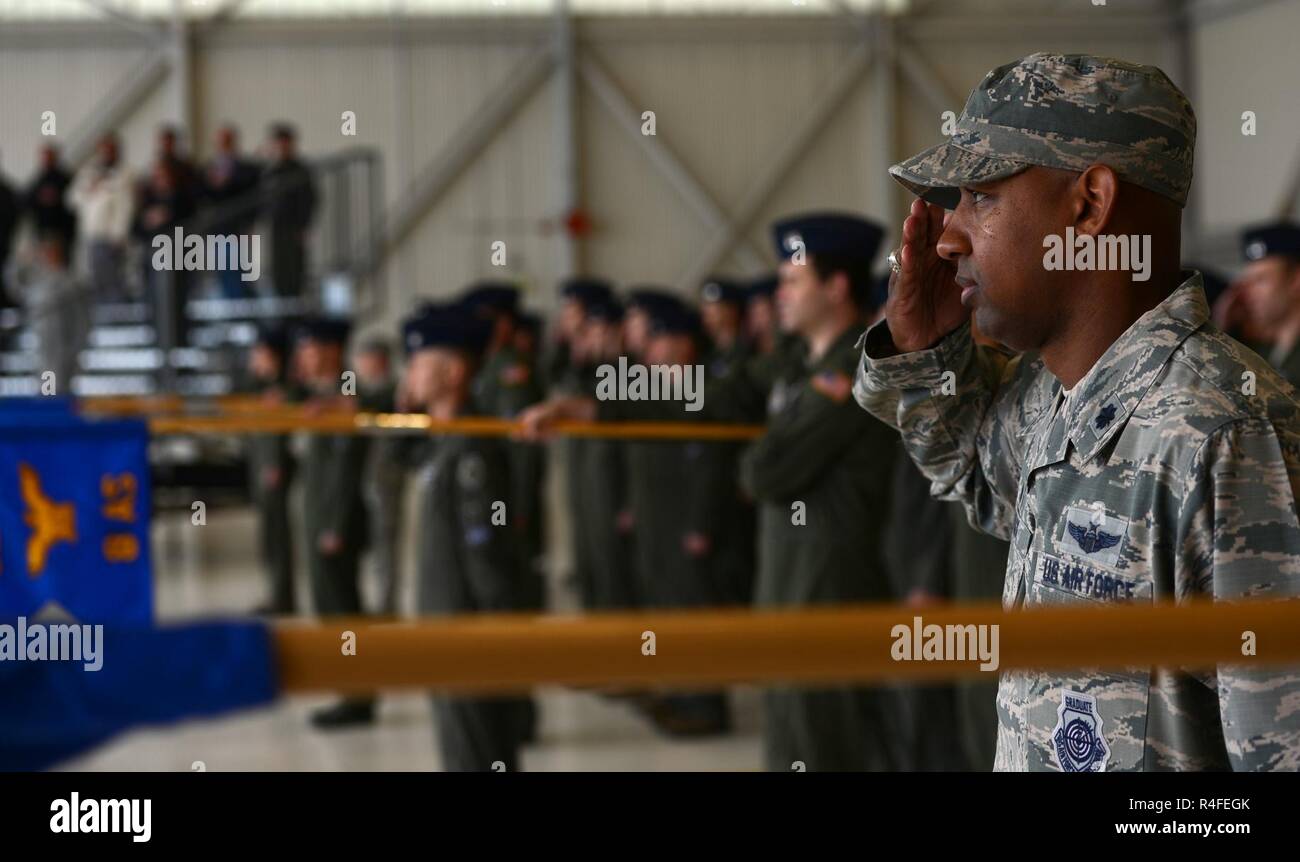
[80,394,256,415]
[80,395,766,439]
[273,599,1300,695]
[145,412,765,440]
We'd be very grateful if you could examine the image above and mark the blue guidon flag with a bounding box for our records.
[0,401,152,624]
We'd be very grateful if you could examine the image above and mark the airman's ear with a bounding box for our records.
[1287,261,1300,298]
[448,354,475,388]
[1072,164,1119,238]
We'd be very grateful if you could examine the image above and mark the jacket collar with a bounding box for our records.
[1052,271,1208,464]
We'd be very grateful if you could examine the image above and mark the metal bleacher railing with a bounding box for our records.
[0,147,384,400]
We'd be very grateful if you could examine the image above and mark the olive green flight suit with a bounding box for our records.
[473,344,546,606]
[579,364,635,610]
[359,381,406,616]
[301,389,371,618]
[412,424,530,771]
[245,375,297,614]
[739,326,902,771]
[1270,339,1300,390]
[947,502,1009,770]
[883,455,967,771]
[695,339,759,605]
[598,369,730,727]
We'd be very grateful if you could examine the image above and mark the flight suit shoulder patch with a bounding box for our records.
[810,370,852,404]
[456,452,487,490]
[500,363,531,386]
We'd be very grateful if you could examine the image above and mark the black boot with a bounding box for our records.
[310,699,375,730]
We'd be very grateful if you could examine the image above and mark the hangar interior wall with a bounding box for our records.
[0,0,1294,332]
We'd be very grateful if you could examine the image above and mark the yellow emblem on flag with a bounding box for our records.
[19,462,77,577]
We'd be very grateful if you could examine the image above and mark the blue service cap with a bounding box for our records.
[747,274,778,303]
[648,302,701,337]
[253,322,292,356]
[700,276,746,306]
[626,286,683,314]
[293,315,352,346]
[1241,221,1300,263]
[586,297,625,324]
[560,276,614,309]
[403,302,493,356]
[515,311,543,336]
[771,213,884,264]
[460,280,521,316]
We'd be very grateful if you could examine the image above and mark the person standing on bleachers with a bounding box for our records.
[5,232,88,394]
[155,126,202,205]
[0,154,20,320]
[203,125,263,299]
[24,144,77,259]
[261,123,317,299]
[133,160,197,348]
[69,133,133,304]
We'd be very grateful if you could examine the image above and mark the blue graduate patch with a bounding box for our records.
[1052,689,1110,772]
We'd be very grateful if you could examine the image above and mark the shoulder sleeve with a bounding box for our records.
[1177,416,1300,770]
[853,318,1043,541]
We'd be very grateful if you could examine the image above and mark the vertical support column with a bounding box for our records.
[170,0,194,142]
[165,1,193,392]
[553,0,580,281]
[392,1,416,313]
[871,14,898,228]
[1172,8,1203,253]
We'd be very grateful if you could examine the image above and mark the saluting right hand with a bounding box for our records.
[885,198,968,353]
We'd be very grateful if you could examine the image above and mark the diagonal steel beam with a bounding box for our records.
[209,0,253,26]
[676,38,875,291]
[894,35,963,120]
[821,0,874,36]
[578,53,765,274]
[64,46,173,168]
[77,0,167,40]
[379,45,557,259]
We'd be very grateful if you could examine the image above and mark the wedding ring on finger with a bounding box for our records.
[887,249,902,275]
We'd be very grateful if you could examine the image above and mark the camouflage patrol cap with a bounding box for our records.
[890,53,1196,209]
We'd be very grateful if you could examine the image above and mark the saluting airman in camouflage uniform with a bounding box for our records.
[855,53,1300,771]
